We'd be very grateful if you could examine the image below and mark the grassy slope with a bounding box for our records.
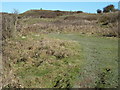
[47,33,118,88]
[3,11,118,88]
[4,33,118,88]
[6,33,84,88]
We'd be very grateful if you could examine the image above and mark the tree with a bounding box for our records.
[103,4,115,13]
[97,9,102,13]
[2,14,16,39]
[12,9,19,14]
[12,9,19,37]
[40,8,43,10]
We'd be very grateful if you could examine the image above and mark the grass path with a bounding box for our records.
[48,33,118,88]
[4,33,118,88]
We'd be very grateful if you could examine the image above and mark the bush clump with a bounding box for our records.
[97,9,102,14]
[103,5,115,13]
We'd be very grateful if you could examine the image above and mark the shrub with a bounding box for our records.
[54,10,61,12]
[76,11,83,13]
[64,16,77,20]
[97,9,102,13]
[103,5,115,13]
[98,15,109,24]
[98,12,118,24]
[2,13,17,39]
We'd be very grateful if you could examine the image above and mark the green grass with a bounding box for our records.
[7,33,118,88]
[21,18,58,25]
[47,33,118,88]
[10,34,84,88]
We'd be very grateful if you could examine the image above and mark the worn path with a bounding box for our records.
[48,33,118,88]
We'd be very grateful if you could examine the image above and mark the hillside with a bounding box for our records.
[1,9,119,88]
[19,10,119,37]
[19,9,83,18]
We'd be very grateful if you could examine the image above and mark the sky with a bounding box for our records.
[1,2,119,13]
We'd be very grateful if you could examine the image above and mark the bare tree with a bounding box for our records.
[12,9,19,37]
[12,9,19,14]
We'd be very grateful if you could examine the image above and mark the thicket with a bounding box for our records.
[2,9,19,40]
[2,13,16,39]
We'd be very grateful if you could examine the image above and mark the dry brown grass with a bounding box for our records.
[1,10,119,88]
[2,10,119,39]
[2,35,82,88]
[18,11,118,37]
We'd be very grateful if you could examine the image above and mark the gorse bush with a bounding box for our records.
[103,5,115,13]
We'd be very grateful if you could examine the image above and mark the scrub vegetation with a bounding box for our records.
[1,4,119,88]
